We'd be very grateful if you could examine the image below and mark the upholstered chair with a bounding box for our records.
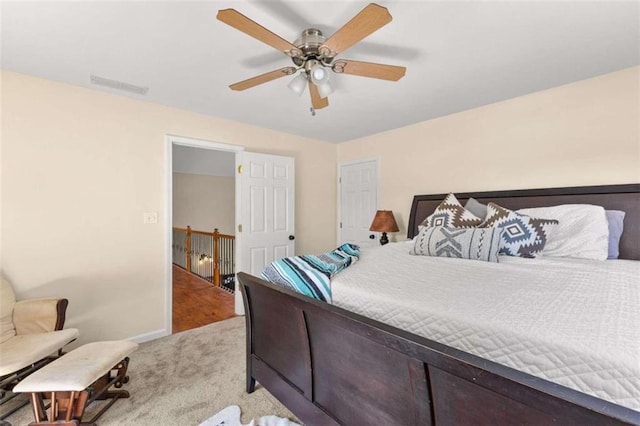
[0,276,79,417]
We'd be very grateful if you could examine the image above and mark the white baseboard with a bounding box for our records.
[128,328,169,344]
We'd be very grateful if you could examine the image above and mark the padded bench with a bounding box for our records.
[14,340,138,425]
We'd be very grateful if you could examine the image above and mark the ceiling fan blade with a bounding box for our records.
[320,3,392,57]
[309,82,329,109]
[217,9,301,56]
[230,67,296,91]
[333,59,406,81]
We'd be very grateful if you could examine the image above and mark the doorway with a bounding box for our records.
[165,136,243,334]
[165,136,296,335]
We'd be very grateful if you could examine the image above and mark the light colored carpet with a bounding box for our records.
[6,317,298,425]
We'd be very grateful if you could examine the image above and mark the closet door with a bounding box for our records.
[339,159,379,247]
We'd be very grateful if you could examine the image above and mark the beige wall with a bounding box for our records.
[3,66,638,344]
[172,173,235,235]
[338,67,640,240]
[1,70,337,344]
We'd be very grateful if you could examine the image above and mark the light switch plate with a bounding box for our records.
[143,212,158,224]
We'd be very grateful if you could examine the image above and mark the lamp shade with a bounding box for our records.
[316,81,334,98]
[369,210,399,233]
[287,73,308,96]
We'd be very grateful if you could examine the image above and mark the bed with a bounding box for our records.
[238,184,640,425]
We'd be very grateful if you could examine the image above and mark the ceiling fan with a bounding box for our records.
[217,3,407,112]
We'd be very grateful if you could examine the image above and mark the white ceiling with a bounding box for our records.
[173,145,235,177]
[2,1,638,143]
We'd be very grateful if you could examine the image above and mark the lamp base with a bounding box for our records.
[379,232,389,245]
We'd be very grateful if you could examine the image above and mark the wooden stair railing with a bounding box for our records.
[172,226,236,292]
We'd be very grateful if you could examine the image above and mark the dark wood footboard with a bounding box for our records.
[239,272,640,426]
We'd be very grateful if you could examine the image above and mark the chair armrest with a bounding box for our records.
[13,298,69,334]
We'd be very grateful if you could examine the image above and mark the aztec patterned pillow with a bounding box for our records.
[411,226,503,262]
[479,202,559,258]
[420,193,483,229]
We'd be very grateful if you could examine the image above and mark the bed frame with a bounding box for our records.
[239,184,640,425]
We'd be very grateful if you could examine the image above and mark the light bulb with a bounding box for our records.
[309,64,330,85]
[312,68,325,81]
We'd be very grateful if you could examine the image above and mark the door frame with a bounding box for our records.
[337,157,381,245]
[165,135,244,335]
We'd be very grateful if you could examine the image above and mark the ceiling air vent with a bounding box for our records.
[90,74,149,95]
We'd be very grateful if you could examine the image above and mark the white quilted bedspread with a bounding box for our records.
[331,242,640,411]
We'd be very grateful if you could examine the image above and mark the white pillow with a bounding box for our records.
[516,204,609,260]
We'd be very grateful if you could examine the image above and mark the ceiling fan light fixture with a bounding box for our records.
[218,4,406,110]
[287,72,308,96]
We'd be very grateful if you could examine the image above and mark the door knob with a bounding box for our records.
[289,235,295,240]
[369,234,375,239]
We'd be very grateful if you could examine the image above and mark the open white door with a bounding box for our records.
[236,152,295,312]
[339,159,379,247]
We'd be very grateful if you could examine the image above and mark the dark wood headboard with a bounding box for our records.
[407,184,640,261]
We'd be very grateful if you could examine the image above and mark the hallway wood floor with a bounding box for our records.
[172,265,236,333]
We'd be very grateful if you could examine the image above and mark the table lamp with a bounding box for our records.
[369,210,399,245]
